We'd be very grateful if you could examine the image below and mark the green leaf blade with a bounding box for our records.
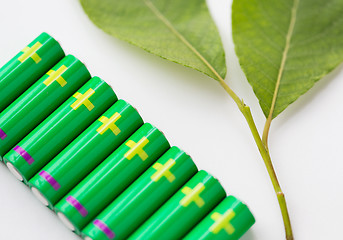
[80,0,226,80]
[232,0,343,118]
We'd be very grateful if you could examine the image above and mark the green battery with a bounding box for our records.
[0,32,65,113]
[82,146,198,240]
[0,55,90,160]
[3,76,117,183]
[29,100,143,207]
[184,195,255,240]
[54,123,170,233]
[128,170,226,240]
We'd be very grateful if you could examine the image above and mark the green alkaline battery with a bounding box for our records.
[29,100,143,207]
[3,76,117,183]
[0,32,64,112]
[128,170,226,240]
[0,55,90,160]
[54,123,170,233]
[82,146,198,240]
[184,196,255,240]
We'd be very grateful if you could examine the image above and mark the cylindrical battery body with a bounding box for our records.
[82,146,198,240]
[0,55,90,160]
[54,123,170,233]
[0,32,65,112]
[129,170,226,240]
[184,195,255,240]
[3,77,117,183]
[29,100,143,207]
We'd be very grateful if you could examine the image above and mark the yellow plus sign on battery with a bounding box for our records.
[97,112,121,135]
[210,209,236,235]
[43,65,68,87]
[180,183,205,208]
[151,159,176,182]
[70,88,95,111]
[124,137,149,161]
[18,42,42,64]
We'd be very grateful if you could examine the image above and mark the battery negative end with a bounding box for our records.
[57,212,75,232]
[6,162,23,181]
[31,187,49,206]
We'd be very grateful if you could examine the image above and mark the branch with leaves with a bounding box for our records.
[80,0,343,239]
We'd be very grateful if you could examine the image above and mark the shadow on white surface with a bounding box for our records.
[240,229,256,240]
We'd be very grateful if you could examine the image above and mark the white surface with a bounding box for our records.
[0,0,342,239]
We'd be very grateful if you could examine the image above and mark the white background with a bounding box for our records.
[0,0,342,239]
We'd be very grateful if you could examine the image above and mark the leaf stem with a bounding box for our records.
[218,78,293,240]
[143,1,293,237]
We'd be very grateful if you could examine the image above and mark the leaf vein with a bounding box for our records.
[266,0,299,119]
[143,0,222,81]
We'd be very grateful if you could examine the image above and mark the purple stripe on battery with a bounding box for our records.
[94,219,115,239]
[39,170,61,191]
[66,196,88,217]
[13,145,34,165]
[0,128,7,140]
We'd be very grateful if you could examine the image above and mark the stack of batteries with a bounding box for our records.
[0,33,255,240]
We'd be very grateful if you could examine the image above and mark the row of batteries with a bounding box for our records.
[0,33,255,240]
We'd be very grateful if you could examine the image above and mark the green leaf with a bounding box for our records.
[232,0,343,118]
[80,0,226,81]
